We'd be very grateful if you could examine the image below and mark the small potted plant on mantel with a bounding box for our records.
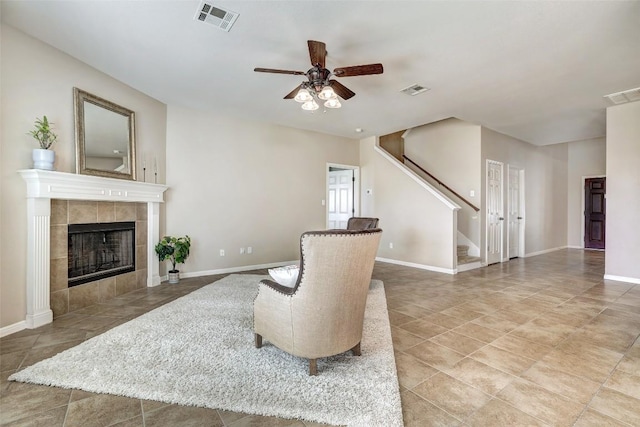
[27,116,58,170]
[155,235,191,284]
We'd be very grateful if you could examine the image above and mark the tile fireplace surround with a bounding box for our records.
[18,170,168,329]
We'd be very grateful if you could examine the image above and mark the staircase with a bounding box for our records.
[457,245,481,266]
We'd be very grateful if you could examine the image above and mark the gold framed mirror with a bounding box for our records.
[74,88,136,180]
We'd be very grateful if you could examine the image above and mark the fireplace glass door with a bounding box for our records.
[68,221,135,286]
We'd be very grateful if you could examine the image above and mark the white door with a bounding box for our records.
[508,166,521,259]
[328,169,354,229]
[487,160,504,265]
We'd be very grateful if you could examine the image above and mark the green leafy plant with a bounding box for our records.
[155,235,191,272]
[27,116,58,149]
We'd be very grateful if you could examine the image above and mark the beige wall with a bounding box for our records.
[3,22,632,332]
[164,105,360,274]
[403,118,482,250]
[360,138,457,271]
[566,137,606,247]
[0,25,167,329]
[481,127,568,260]
[605,101,640,281]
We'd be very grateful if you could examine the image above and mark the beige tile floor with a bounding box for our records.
[1,249,639,426]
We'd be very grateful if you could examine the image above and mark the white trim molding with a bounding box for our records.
[604,274,640,285]
[180,260,300,279]
[374,145,460,212]
[18,170,168,329]
[524,246,568,258]
[0,321,28,338]
[376,257,456,275]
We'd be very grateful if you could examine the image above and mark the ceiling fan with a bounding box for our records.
[254,40,383,110]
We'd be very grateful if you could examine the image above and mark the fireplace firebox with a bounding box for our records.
[68,222,136,287]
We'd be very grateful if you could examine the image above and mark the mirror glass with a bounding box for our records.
[74,88,136,180]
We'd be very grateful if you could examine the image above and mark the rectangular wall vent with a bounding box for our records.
[604,87,640,105]
[194,1,239,32]
[400,84,431,96]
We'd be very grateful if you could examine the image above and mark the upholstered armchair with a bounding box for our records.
[253,228,382,375]
[346,217,379,230]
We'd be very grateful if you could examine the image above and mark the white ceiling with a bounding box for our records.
[2,1,639,145]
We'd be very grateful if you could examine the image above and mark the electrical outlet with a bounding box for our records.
[240,247,245,255]
[247,246,253,254]
[220,249,225,257]
[389,242,393,249]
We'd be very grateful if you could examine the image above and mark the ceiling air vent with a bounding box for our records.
[194,2,239,32]
[400,84,430,96]
[604,87,640,105]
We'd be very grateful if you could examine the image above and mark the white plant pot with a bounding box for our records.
[32,148,55,170]
[168,270,180,284]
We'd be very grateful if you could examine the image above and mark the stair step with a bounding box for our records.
[458,255,482,265]
[457,245,469,257]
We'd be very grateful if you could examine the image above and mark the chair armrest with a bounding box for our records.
[259,278,297,295]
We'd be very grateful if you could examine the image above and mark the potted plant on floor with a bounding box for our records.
[155,235,191,284]
[27,116,58,170]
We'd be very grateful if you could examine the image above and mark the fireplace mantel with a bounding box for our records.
[19,170,169,329]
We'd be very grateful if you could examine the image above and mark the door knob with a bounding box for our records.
[517,216,523,219]
[499,217,504,220]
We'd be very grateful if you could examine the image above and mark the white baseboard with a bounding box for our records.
[376,257,456,275]
[178,260,299,280]
[524,246,568,258]
[567,244,606,252]
[0,320,27,338]
[604,274,640,285]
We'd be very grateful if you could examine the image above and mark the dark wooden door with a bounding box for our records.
[584,177,606,249]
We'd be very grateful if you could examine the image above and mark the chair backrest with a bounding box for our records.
[289,228,382,356]
[346,217,379,230]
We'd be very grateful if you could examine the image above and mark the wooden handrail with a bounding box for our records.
[403,155,480,212]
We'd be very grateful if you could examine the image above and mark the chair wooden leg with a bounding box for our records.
[309,359,317,376]
[351,342,361,356]
[255,333,262,348]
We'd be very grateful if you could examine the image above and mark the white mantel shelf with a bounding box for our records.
[19,169,168,202]
[19,170,169,329]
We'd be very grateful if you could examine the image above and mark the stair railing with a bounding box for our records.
[403,155,480,212]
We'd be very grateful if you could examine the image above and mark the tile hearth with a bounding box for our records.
[2,250,640,426]
[49,200,149,319]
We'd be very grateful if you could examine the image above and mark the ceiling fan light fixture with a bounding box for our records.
[324,98,341,109]
[301,100,319,111]
[318,86,337,101]
[255,40,383,112]
[294,88,313,103]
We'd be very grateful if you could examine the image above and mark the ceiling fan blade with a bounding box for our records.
[329,80,355,100]
[254,67,306,75]
[308,40,327,68]
[284,85,301,99]
[333,63,384,77]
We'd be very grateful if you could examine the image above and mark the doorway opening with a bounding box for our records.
[326,163,360,229]
[507,166,525,259]
[583,176,606,250]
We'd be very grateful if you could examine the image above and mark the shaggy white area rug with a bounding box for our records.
[10,274,403,427]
